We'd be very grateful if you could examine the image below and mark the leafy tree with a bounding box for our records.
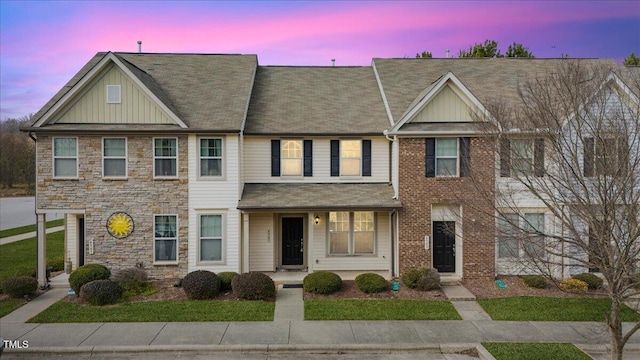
[416,51,433,58]
[624,52,640,65]
[458,39,503,58]
[505,42,535,58]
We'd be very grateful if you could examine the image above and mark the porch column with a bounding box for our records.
[307,212,314,272]
[36,213,47,288]
[242,213,250,273]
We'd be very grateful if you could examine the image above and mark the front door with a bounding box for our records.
[282,217,304,266]
[433,221,455,273]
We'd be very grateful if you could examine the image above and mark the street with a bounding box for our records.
[0,197,63,230]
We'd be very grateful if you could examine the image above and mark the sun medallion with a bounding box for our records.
[107,212,134,239]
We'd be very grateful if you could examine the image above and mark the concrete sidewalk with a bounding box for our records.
[0,226,65,245]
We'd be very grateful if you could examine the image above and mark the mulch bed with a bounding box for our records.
[463,275,607,300]
[303,280,445,300]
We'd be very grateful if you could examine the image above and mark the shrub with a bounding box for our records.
[182,270,221,300]
[355,273,388,294]
[68,264,111,293]
[559,278,588,293]
[232,272,276,300]
[218,271,239,292]
[79,280,123,306]
[2,276,38,298]
[522,275,548,289]
[47,257,65,272]
[112,268,148,292]
[401,268,428,289]
[415,268,441,291]
[572,273,603,290]
[303,271,342,294]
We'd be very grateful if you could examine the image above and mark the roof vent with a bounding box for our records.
[107,85,121,104]
[331,59,335,67]
[137,40,142,53]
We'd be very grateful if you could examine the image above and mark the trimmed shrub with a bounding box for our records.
[218,271,239,292]
[522,275,548,289]
[355,273,388,294]
[47,257,65,272]
[415,268,441,291]
[68,264,111,293]
[559,278,588,293]
[2,276,38,298]
[303,271,342,294]
[401,268,428,289]
[232,272,276,300]
[112,268,148,292]
[572,273,603,290]
[79,280,123,306]
[182,270,221,300]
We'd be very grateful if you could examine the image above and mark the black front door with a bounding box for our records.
[78,217,85,267]
[433,221,455,273]
[282,217,304,266]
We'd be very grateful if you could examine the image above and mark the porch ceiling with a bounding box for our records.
[238,183,401,210]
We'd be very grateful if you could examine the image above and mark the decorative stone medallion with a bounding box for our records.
[107,212,134,239]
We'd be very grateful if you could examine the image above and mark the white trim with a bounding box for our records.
[435,138,459,177]
[153,214,179,265]
[153,137,178,179]
[197,137,225,180]
[340,139,362,177]
[196,212,226,265]
[281,139,304,177]
[52,136,79,179]
[102,137,128,179]
[371,60,395,126]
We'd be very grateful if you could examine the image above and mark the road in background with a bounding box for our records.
[0,197,63,230]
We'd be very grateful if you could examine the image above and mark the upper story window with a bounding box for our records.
[199,138,223,177]
[425,137,470,178]
[330,139,372,177]
[328,211,375,255]
[500,138,544,178]
[271,139,312,177]
[583,136,628,177]
[154,214,177,263]
[53,137,78,178]
[154,138,177,178]
[103,138,127,178]
[498,213,545,259]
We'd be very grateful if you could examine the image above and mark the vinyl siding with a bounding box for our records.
[66,214,77,270]
[249,214,276,271]
[412,85,473,123]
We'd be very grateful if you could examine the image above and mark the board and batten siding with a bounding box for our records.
[243,137,390,183]
[56,65,174,124]
[188,134,241,273]
[248,214,276,272]
[412,84,473,123]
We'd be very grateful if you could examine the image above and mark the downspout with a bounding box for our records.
[383,130,399,199]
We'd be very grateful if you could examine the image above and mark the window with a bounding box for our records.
[426,138,470,178]
[436,138,458,176]
[583,136,628,177]
[281,140,302,176]
[154,138,177,177]
[329,211,375,255]
[53,137,78,177]
[154,215,177,262]
[511,139,533,175]
[199,214,223,262]
[498,213,545,259]
[103,138,126,177]
[500,138,544,177]
[341,140,361,176]
[199,138,223,177]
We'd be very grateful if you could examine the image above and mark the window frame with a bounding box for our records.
[197,213,225,265]
[102,137,127,179]
[153,137,178,179]
[340,139,362,177]
[153,214,178,264]
[510,138,534,176]
[328,211,376,256]
[435,138,459,177]
[281,139,303,177]
[198,137,224,179]
[52,137,79,179]
[497,212,545,259]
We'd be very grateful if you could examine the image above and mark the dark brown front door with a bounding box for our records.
[433,221,455,273]
[282,217,304,266]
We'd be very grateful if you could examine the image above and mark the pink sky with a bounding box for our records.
[1,0,638,120]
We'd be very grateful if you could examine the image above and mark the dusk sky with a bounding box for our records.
[1,0,639,121]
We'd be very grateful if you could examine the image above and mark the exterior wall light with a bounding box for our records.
[314,214,320,225]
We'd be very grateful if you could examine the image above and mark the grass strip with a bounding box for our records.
[29,300,274,322]
[0,298,27,318]
[482,342,590,360]
[0,219,64,238]
[304,299,461,320]
[0,231,65,286]
[478,296,640,321]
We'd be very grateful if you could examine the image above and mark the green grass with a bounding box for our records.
[29,300,275,322]
[478,296,640,321]
[0,231,65,287]
[482,342,590,360]
[0,219,64,238]
[304,299,461,320]
[0,298,27,318]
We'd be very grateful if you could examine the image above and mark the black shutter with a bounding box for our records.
[460,137,471,177]
[271,140,280,177]
[425,138,435,177]
[500,138,511,177]
[534,138,545,177]
[330,140,340,176]
[583,137,594,177]
[362,140,372,176]
[303,140,313,177]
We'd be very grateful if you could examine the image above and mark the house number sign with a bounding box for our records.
[107,212,134,239]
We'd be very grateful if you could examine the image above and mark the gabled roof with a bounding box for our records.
[244,66,389,135]
[26,52,258,132]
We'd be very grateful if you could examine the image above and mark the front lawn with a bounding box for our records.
[478,296,640,321]
[482,342,590,360]
[0,219,64,238]
[0,298,26,318]
[304,299,461,320]
[0,231,64,285]
[29,300,274,322]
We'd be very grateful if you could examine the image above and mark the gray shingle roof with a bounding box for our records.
[238,183,401,210]
[244,66,390,135]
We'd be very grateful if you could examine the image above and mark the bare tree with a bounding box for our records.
[471,61,640,360]
[0,115,35,189]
